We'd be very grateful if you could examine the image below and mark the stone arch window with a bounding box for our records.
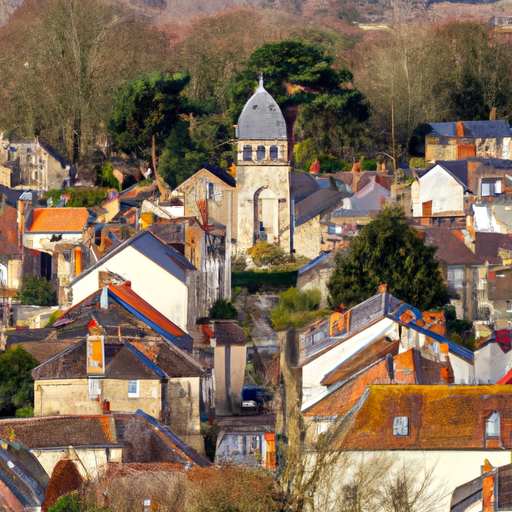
[256,145,266,160]
[243,145,252,161]
[269,145,279,159]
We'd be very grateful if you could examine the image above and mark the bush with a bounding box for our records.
[270,287,331,330]
[15,406,34,418]
[248,242,287,267]
[45,310,63,327]
[47,494,84,512]
[14,276,55,306]
[98,161,121,190]
[210,299,238,320]
[303,154,350,174]
[409,157,428,169]
[360,157,377,171]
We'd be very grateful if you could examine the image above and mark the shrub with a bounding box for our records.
[15,406,34,418]
[409,157,428,169]
[45,310,63,327]
[210,299,238,320]
[270,287,330,330]
[98,161,121,190]
[248,242,287,267]
[47,494,84,512]
[14,276,55,306]
[360,157,377,171]
[303,154,350,174]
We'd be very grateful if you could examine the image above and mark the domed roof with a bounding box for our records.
[236,76,287,140]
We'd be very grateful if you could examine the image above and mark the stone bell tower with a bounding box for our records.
[235,74,291,253]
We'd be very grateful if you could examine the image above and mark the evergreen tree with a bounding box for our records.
[328,206,448,311]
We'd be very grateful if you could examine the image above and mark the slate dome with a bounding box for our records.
[236,76,287,140]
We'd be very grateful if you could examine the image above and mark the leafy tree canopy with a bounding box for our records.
[328,206,449,311]
[14,275,55,306]
[229,40,351,112]
[0,346,39,416]
[108,72,191,159]
[229,40,369,159]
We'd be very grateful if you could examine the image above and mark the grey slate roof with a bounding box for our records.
[438,161,469,188]
[429,120,511,139]
[290,172,321,202]
[295,188,343,226]
[236,77,287,140]
[204,164,236,187]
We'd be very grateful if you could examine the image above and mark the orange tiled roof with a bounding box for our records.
[337,384,512,450]
[28,208,89,233]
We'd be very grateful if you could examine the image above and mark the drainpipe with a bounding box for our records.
[290,196,295,254]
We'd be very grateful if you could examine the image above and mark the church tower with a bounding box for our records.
[235,75,291,253]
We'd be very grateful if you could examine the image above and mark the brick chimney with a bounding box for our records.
[378,284,388,293]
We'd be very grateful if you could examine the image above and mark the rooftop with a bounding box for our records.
[337,384,512,450]
[27,208,89,233]
[236,76,287,140]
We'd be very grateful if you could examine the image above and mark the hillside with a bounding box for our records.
[0,0,510,28]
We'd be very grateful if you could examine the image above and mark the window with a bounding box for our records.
[243,145,252,161]
[256,145,266,160]
[447,267,464,290]
[88,378,100,399]
[207,182,215,199]
[486,411,500,437]
[128,380,139,398]
[393,416,410,436]
[482,179,502,196]
[328,225,343,234]
[269,145,278,159]
[143,499,151,512]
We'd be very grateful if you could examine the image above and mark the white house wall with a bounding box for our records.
[70,246,189,331]
[474,342,512,383]
[301,318,397,406]
[315,450,512,512]
[413,165,465,217]
[450,353,476,384]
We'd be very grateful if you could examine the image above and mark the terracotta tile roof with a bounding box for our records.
[0,204,20,256]
[0,413,211,469]
[424,228,482,266]
[337,384,512,450]
[27,208,89,233]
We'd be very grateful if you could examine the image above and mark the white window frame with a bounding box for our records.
[128,380,139,398]
[88,377,101,399]
[486,411,500,437]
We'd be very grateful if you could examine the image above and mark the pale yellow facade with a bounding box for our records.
[34,445,123,480]
[34,378,162,419]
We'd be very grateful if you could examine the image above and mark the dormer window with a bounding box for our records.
[257,145,265,160]
[393,416,409,436]
[270,145,278,159]
[486,411,500,437]
[243,145,252,161]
